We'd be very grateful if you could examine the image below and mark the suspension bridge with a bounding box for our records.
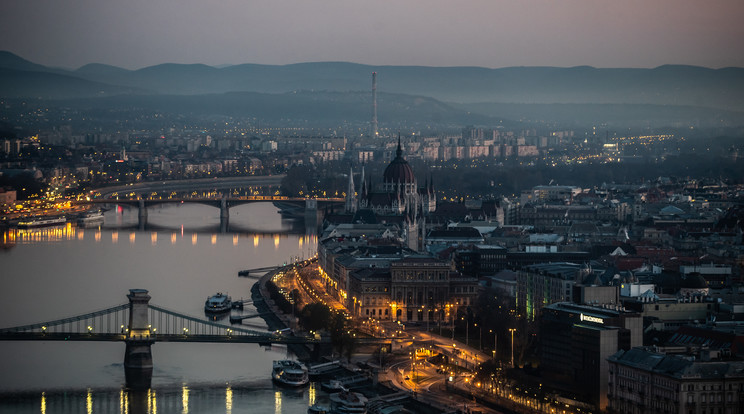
[0,289,321,389]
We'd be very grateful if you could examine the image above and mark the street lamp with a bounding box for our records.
[464,317,469,346]
[509,328,516,368]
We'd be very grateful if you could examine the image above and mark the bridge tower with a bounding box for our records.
[124,289,155,390]
[137,199,148,230]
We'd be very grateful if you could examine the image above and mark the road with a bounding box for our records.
[90,175,286,197]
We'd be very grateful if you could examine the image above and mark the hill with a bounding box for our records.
[1,51,742,112]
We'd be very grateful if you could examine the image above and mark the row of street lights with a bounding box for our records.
[461,319,518,368]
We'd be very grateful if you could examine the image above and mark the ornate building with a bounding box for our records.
[345,135,436,251]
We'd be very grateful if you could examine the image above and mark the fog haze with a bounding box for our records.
[1,0,743,69]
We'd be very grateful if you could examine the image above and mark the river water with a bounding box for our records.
[0,203,323,413]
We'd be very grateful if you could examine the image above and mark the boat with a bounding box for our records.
[307,404,331,414]
[321,374,368,392]
[77,210,104,224]
[17,216,67,229]
[329,389,368,413]
[204,293,231,313]
[320,379,345,393]
[272,360,309,387]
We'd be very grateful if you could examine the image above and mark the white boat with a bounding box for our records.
[329,389,368,413]
[17,216,67,229]
[272,360,309,387]
[204,293,231,313]
[77,210,104,225]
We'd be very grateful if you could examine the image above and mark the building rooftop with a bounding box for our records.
[610,347,744,380]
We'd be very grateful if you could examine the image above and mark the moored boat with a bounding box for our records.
[77,210,104,225]
[272,360,309,387]
[17,216,67,229]
[329,389,368,413]
[320,379,344,393]
[204,292,231,313]
[307,403,330,414]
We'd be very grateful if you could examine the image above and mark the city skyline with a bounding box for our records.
[1,0,743,70]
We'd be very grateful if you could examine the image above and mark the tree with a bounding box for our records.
[298,303,332,333]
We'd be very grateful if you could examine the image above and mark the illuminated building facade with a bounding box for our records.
[540,302,642,411]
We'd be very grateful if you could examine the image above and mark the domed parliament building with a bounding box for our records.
[343,136,436,251]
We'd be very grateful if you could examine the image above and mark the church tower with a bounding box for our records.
[345,167,356,213]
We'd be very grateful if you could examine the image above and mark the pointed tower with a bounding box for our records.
[345,167,357,213]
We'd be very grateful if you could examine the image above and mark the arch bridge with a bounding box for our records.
[73,196,343,230]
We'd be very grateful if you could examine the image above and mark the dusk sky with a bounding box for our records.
[1,0,743,70]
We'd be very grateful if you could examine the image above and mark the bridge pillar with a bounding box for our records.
[124,289,154,390]
[220,197,229,233]
[304,199,322,232]
[138,199,148,230]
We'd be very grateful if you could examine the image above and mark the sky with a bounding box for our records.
[1,0,743,70]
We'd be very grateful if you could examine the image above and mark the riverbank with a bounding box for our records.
[251,266,314,361]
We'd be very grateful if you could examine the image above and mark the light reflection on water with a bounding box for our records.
[2,385,321,414]
[0,203,320,413]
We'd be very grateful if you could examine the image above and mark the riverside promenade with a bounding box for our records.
[250,264,314,360]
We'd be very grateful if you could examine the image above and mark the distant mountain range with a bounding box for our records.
[1,51,743,127]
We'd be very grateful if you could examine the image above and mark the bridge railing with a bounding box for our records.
[147,304,269,337]
[0,303,130,334]
[0,302,321,344]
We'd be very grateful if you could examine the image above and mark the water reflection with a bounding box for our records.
[0,386,320,414]
[182,385,189,414]
[86,388,93,414]
[1,227,317,256]
[274,390,282,414]
[225,387,232,414]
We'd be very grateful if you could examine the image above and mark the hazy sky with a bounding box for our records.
[1,0,743,70]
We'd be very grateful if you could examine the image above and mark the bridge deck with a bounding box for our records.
[0,331,324,344]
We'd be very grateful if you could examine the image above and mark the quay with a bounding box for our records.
[238,266,280,277]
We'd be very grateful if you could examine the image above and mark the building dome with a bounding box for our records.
[680,273,708,289]
[383,139,415,184]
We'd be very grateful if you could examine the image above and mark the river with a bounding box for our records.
[0,203,323,413]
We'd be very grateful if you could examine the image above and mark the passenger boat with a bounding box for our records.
[272,360,309,387]
[77,210,104,226]
[329,389,368,413]
[204,293,231,313]
[17,216,67,229]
